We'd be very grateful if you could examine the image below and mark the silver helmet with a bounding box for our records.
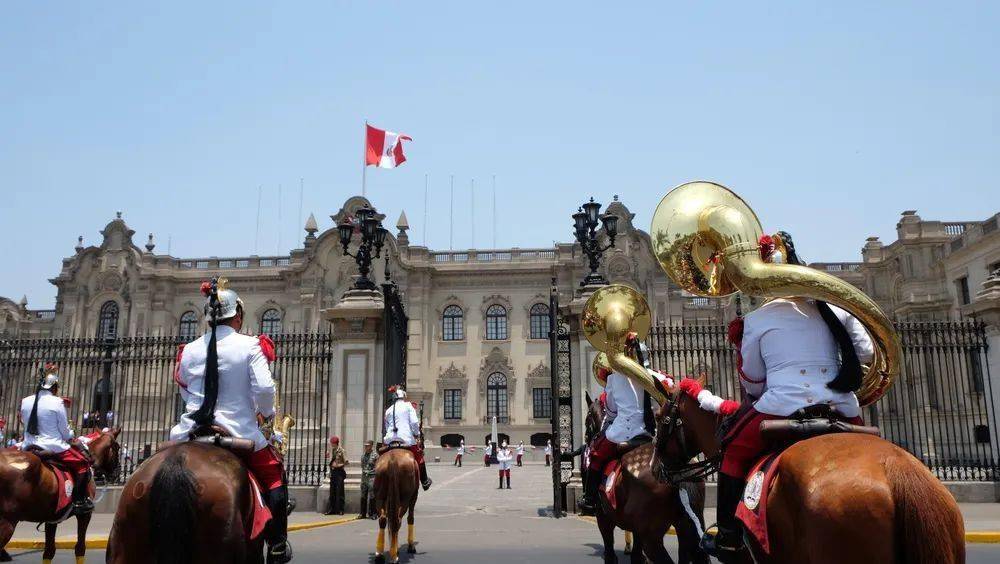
[205,288,244,321]
[40,372,59,390]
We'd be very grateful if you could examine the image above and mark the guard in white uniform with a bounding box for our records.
[454,439,465,467]
[515,441,525,467]
[168,279,291,563]
[383,387,432,490]
[484,442,493,466]
[496,442,513,489]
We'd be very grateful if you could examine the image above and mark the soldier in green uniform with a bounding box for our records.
[359,440,379,519]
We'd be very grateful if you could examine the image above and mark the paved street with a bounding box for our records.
[8,463,1000,562]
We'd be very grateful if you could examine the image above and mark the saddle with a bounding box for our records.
[378,441,413,455]
[759,405,879,447]
[614,433,653,457]
[156,425,255,455]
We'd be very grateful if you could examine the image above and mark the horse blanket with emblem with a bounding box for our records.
[735,451,784,554]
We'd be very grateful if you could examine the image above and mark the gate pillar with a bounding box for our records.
[322,287,386,463]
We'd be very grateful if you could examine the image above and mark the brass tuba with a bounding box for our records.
[592,352,613,388]
[262,376,296,456]
[648,181,901,405]
[582,285,668,405]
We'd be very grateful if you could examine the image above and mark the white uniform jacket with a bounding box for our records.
[170,325,276,450]
[456,443,465,455]
[516,444,525,456]
[19,390,73,453]
[603,372,646,443]
[497,447,513,470]
[544,444,552,456]
[383,400,420,446]
[741,298,874,418]
[485,443,493,456]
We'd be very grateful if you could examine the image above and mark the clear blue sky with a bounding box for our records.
[2,2,997,307]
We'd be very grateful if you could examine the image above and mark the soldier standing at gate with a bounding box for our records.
[454,439,464,467]
[483,441,493,467]
[544,439,552,466]
[358,440,378,519]
[515,440,525,467]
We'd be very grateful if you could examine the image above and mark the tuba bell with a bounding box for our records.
[582,285,667,405]
[648,181,901,405]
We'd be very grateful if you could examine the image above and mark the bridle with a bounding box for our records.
[653,393,720,485]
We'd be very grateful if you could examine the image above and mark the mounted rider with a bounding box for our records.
[169,279,292,563]
[578,346,654,514]
[382,386,432,490]
[19,364,95,514]
[703,232,874,562]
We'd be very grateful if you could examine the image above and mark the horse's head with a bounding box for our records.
[653,376,726,483]
[584,391,604,443]
[88,427,122,482]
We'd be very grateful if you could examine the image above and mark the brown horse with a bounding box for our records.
[373,448,420,564]
[584,395,708,564]
[0,428,121,564]
[107,441,267,564]
[658,381,965,564]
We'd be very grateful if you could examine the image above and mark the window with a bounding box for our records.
[261,308,282,335]
[530,432,552,447]
[92,377,115,414]
[178,311,199,340]
[97,301,119,339]
[442,305,464,341]
[486,372,508,419]
[486,304,508,340]
[532,387,552,418]
[443,389,462,420]
[529,303,549,339]
[957,277,971,305]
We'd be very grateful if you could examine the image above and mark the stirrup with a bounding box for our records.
[700,524,744,559]
[422,477,432,491]
[267,540,293,563]
[72,499,95,515]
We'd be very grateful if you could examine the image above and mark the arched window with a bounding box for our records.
[178,311,199,340]
[97,301,119,340]
[485,305,508,340]
[442,305,464,341]
[261,308,282,335]
[529,303,550,339]
[486,372,508,419]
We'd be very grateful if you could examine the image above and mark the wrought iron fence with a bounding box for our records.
[645,321,998,481]
[0,333,332,486]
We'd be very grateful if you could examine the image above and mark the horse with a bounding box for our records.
[373,447,420,564]
[657,377,966,564]
[0,427,121,564]
[583,394,708,564]
[107,441,268,564]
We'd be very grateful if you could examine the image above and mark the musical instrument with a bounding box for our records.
[592,352,613,387]
[649,181,900,405]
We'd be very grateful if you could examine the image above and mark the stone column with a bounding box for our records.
[967,271,1000,456]
[322,287,385,464]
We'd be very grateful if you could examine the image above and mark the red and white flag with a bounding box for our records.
[365,124,412,169]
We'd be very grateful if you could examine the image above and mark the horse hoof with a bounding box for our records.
[374,554,385,564]
[407,544,417,554]
[624,547,632,555]
[0,550,10,563]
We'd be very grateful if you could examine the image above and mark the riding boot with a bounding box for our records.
[701,474,747,563]
[577,470,601,514]
[418,462,432,491]
[358,488,369,520]
[71,471,94,515]
[265,485,293,563]
[505,473,511,489]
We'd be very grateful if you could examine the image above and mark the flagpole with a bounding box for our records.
[362,120,368,197]
[298,178,304,243]
[423,173,429,246]
[492,174,497,249]
[254,185,262,254]
[471,178,475,249]
[449,175,454,250]
[277,183,283,254]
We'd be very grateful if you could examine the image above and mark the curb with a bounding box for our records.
[6,516,360,550]
[576,516,1000,545]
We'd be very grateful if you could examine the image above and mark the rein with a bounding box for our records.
[653,393,721,485]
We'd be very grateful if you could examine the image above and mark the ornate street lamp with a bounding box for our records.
[338,204,389,291]
[573,197,618,286]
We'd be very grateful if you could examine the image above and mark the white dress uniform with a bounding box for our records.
[456,442,465,456]
[516,443,525,456]
[497,447,513,470]
[19,390,73,453]
[740,298,874,418]
[603,372,646,443]
[170,325,276,451]
[485,443,493,456]
[382,399,420,446]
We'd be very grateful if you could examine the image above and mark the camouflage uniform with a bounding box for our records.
[359,448,379,518]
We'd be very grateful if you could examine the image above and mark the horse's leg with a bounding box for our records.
[389,520,400,563]
[0,519,15,563]
[623,530,632,555]
[375,514,387,563]
[629,535,644,564]
[406,504,416,554]
[74,512,91,564]
[596,510,617,564]
[42,523,57,563]
[642,533,675,564]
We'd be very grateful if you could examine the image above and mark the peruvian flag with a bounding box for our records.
[365,124,412,169]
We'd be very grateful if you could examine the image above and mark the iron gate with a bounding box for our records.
[382,281,409,409]
[549,280,574,516]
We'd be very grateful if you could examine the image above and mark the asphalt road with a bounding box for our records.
[9,463,1000,562]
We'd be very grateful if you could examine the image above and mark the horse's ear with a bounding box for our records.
[585,391,593,408]
[110,426,122,439]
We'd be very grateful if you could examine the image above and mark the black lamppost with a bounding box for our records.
[573,197,618,286]
[337,204,389,291]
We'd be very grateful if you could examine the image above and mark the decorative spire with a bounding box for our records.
[19,295,27,307]
[304,213,318,239]
[145,233,156,253]
[396,211,409,233]
[396,210,410,247]
[75,235,84,253]
[116,211,123,220]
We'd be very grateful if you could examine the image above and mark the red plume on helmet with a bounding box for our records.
[387,385,398,394]
[758,234,776,262]
[200,281,213,297]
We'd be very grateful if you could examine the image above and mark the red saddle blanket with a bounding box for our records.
[247,472,272,540]
[600,460,624,512]
[50,465,75,518]
[735,451,784,555]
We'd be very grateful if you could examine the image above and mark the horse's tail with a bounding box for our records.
[887,454,965,564]
[149,448,198,564]
[384,456,402,535]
